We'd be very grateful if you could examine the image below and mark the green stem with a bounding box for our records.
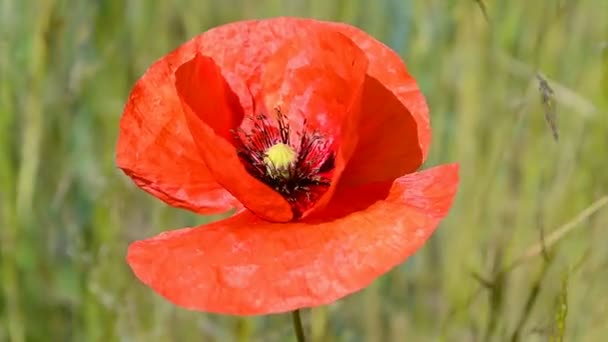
[291,309,306,342]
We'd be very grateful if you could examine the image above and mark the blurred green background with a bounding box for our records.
[1,0,607,341]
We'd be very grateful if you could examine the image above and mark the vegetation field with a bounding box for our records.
[1,0,607,341]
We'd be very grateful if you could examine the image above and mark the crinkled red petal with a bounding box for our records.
[116,45,239,214]
[175,54,293,222]
[328,22,431,185]
[258,27,368,216]
[127,164,459,315]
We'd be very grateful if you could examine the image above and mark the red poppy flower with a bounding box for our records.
[117,17,459,315]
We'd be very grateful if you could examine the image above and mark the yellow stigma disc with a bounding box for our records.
[264,143,296,178]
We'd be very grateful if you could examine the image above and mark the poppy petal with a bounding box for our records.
[259,28,369,216]
[127,164,459,315]
[116,54,239,214]
[174,53,294,222]
[330,23,431,185]
[260,27,368,137]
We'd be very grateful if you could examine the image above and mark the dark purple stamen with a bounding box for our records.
[233,108,335,217]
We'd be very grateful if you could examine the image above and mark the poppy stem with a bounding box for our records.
[291,309,306,342]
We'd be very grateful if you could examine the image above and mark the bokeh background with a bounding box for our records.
[1,0,607,341]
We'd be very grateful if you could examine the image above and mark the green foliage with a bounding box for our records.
[1,0,607,341]
[550,272,569,342]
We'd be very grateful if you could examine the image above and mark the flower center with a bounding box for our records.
[264,143,296,179]
[234,108,335,218]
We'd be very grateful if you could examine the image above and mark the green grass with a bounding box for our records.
[1,0,607,341]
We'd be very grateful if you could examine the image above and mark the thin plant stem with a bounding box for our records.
[291,309,306,342]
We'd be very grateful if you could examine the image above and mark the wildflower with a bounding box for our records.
[117,17,459,315]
